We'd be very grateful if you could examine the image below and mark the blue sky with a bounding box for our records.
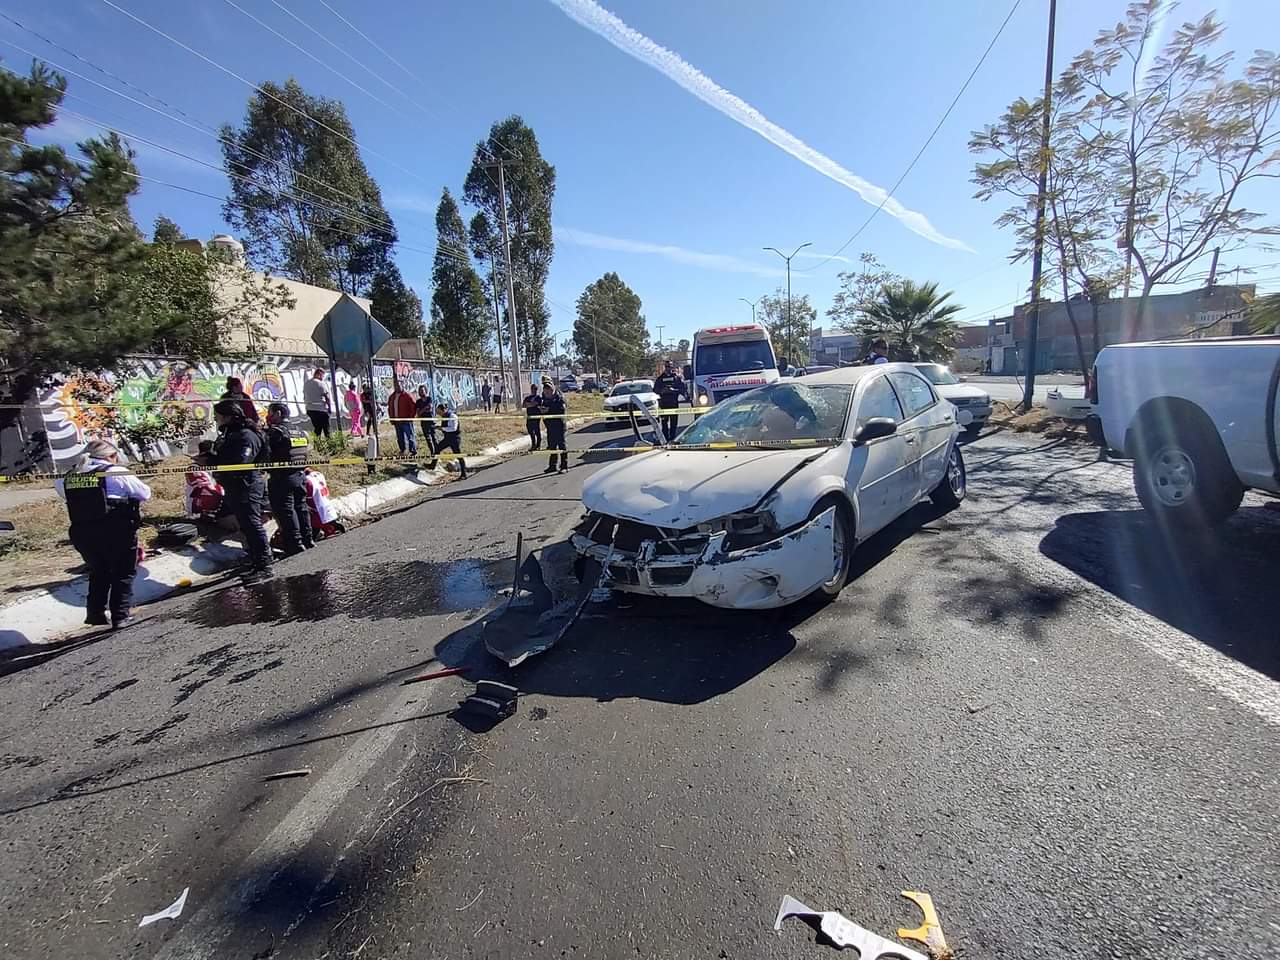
[8,0,1279,351]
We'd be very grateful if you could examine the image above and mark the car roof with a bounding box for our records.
[798,362,921,386]
[614,378,653,386]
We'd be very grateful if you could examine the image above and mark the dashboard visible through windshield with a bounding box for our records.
[673,382,852,446]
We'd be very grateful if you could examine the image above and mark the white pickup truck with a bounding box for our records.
[1090,336,1280,525]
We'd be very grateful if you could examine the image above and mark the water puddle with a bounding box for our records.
[182,559,514,627]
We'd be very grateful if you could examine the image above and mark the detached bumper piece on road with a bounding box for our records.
[774,895,928,959]
[571,507,836,609]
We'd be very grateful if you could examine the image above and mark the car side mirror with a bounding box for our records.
[854,417,897,444]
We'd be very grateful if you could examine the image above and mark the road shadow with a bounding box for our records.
[1040,506,1280,679]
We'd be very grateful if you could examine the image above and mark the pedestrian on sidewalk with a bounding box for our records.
[428,403,469,478]
[540,376,568,474]
[304,368,332,436]
[360,382,376,436]
[56,438,151,629]
[221,377,259,423]
[264,402,314,557]
[492,377,505,414]
[522,381,543,450]
[207,399,272,582]
[415,386,437,454]
[344,381,363,438]
[481,380,492,412]
[387,382,418,456]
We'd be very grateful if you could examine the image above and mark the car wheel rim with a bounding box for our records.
[1151,447,1196,507]
[828,509,847,586]
[948,446,965,496]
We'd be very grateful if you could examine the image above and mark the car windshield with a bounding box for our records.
[916,363,960,385]
[694,340,776,375]
[672,382,852,447]
[610,382,652,396]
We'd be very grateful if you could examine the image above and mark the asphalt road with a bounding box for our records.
[965,375,1086,405]
[2,419,1277,960]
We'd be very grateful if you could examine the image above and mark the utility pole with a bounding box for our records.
[494,158,523,394]
[764,243,811,367]
[488,256,505,382]
[738,297,757,323]
[656,324,666,357]
[1021,0,1056,411]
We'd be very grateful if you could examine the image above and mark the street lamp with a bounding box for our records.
[763,242,811,369]
[548,328,574,382]
[737,297,757,323]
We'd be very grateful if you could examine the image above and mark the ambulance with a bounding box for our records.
[688,324,781,407]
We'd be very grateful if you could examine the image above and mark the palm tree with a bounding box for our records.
[1247,292,1280,335]
[859,280,963,362]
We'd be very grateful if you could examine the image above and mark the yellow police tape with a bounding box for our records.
[0,435,837,486]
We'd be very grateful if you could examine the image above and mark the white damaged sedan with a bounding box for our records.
[573,364,968,609]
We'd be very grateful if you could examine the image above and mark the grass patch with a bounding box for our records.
[989,401,1091,441]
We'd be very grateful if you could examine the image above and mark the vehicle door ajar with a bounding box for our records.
[848,375,910,537]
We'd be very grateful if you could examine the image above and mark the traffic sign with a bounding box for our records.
[311,294,392,371]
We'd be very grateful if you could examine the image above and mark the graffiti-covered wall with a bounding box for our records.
[2,353,559,476]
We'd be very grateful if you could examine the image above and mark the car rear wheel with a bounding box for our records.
[929,442,966,509]
[1132,422,1242,526]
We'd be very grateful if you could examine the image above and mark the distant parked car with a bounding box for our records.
[560,375,580,393]
[1090,336,1280,526]
[602,379,659,422]
[914,363,992,434]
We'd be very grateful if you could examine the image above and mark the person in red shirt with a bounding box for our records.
[220,377,259,422]
[387,383,419,455]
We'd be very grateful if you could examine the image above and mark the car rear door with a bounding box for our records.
[888,371,948,502]
[850,374,910,536]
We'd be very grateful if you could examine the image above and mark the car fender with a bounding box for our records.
[759,446,856,532]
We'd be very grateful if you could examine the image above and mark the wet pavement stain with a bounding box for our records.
[86,678,140,705]
[182,559,514,628]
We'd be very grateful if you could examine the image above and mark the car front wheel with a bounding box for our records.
[811,495,854,599]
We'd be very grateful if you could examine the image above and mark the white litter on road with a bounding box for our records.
[139,887,189,927]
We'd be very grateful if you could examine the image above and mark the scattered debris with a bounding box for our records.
[261,768,311,782]
[456,887,484,911]
[773,895,926,959]
[897,891,951,958]
[400,666,465,686]
[965,701,993,715]
[139,887,190,927]
[458,680,519,722]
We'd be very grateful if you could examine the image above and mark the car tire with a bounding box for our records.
[963,422,982,437]
[929,442,967,509]
[810,495,854,599]
[1132,421,1242,526]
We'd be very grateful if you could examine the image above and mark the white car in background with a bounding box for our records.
[915,363,992,434]
[602,379,659,423]
[573,365,968,609]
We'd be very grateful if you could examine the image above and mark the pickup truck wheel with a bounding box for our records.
[929,442,967,509]
[1133,425,1243,525]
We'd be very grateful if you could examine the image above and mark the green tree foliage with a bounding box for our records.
[973,2,1280,338]
[220,78,397,296]
[464,117,555,365]
[858,281,963,362]
[757,290,817,366]
[152,214,184,243]
[828,253,901,335]
[429,188,489,360]
[369,261,424,338]
[1246,292,1280,334]
[574,272,648,378]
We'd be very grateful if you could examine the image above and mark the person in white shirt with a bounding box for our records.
[303,368,332,437]
[56,438,152,628]
[428,404,469,478]
[864,338,889,365]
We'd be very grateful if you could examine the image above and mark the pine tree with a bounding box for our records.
[369,262,424,339]
[429,188,489,360]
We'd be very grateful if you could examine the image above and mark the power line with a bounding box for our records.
[806,0,1023,272]
[96,0,439,192]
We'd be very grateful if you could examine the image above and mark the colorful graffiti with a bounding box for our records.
[10,353,559,476]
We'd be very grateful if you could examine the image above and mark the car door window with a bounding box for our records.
[887,372,936,420]
[855,376,905,432]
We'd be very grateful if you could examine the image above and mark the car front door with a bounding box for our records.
[849,374,911,537]
[887,371,947,504]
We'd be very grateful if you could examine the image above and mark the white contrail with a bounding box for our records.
[549,0,973,253]
[558,226,784,277]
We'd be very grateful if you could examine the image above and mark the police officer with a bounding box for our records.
[864,338,889,365]
[264,402,314,557]
[206,398,272,582]
[540,376,568,474]
[56,438,152,629]
[654,359,687,442]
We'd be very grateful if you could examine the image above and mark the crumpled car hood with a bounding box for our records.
[582,447,829,528]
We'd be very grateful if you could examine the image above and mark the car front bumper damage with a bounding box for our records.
[571,507,836,609]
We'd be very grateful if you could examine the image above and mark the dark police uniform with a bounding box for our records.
[264,420,313,555]
[212,417,271,572]
[60,460,149,626]
[523,389,542,450]
[653,369,687,442]
[541,389,568,472]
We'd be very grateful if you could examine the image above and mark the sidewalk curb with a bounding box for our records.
[0,417,598,652]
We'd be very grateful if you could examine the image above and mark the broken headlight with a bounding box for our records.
[697,510,779,551]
